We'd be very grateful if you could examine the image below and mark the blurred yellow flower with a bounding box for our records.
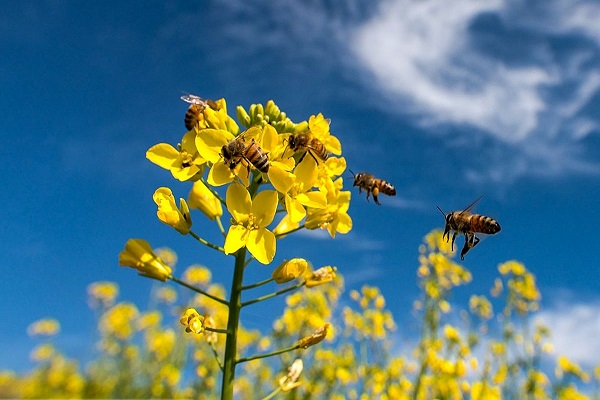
[305,266,336,288]
[146,130,205,181]
[99,302,139,340]
[30,343,55,362]
[469,295,494,320]
[299,323,330,349]
[153,187,192,235]
[556,356,589,382]
[87,281,119,308]
[182,265,212,286]
[272,258,308,283]
[119,239,173,281]
[27,319,60,337]
[223,183,277,264]
[154,287,177,304]
[188,180,223,220]
[180,308,205,334]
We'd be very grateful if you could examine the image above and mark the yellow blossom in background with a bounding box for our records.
[223,183,278,264]
[87,281,119,308]
[298,324,330,349]
[119,239,173,281]
[154,287,177,304]
[491,277,503,297]
[556,356,589,382]
[146,130,205,181]
[471,382,501,400]
[99,302,139,340]
[469,295,494,320]
[136,311,162,331]
[145,329,176,361]
[305,266,336,288]
[27,318,60,337]
[188,180,223,220]
[180,308,205,334]
[30,343,55,362]
[272,258,308,283]
[153,187,192,235]
[499,260,526,276]
[182,264,212,286]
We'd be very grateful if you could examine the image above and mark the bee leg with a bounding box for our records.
[450,232,457,251]
[308,150,320,165]
[460,240,470,260]
[471,235,480,248]
[297,151,307,165]
[373,194,381,205]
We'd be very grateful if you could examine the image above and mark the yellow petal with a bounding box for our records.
[224,225,248,255]
[268,162,296,194]
[188,180,223,220]
[171,164,201,182]
[324,135,342,155]
[261,124,278,153]
[273,214,300,237]
[295,154,318,188]
[196,129,234,163]
[251,190,278,227]
[297,191,327,208]
[146,143,179,170]
[247,228,276,264]
[226,183,252,222]
[181,130,198,154]
[285,195,306,223]
[208,162,235,186]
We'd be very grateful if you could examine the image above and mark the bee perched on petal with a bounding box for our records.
[221,129,269,176]
[181,93,218,130]
[437,196,501,260]
[351,171,396,205]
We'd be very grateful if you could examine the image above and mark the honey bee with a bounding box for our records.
[287,117,331,164]
[181,94,218,131]
[351,171,396,205]
[221,130,269,175]
[437,196,501,260]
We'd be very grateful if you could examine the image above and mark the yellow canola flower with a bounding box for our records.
[153,187,192,235]
[27,318,60,337]
[279,154,327,223]
[278,359,303,392]
[119,238,173,281]
[298,323,330,349]
[306,113,342,156]
[305,178,352,238]
[556,356,590,382]
[146,130,205,181]
[182,264,212,286]
[188,180,223,220]
[272,258,308,283]
[305,266,337,288]
[87,281,119,308]
[498,260,526,276]
[99,302,139,340]
[30,343,55,362]
[180,308,205,334]
[224,183,278,264]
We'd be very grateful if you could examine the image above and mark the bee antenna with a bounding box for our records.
[436,205,446,217]
[348,169,356,180]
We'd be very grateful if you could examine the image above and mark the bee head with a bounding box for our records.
[221,144,230,159]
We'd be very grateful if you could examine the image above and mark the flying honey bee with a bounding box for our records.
[286,117,331,164]
[181,94,218,131]
[351,171,396,205]
[221,130,269,175]
[436,196,501,260]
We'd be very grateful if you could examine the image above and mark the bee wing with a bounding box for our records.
[460,195,484,215]
[181,93,207,105]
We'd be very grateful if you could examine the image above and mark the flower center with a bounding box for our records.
[180,150,194,168]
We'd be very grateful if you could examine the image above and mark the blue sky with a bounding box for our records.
[2,0,600,372]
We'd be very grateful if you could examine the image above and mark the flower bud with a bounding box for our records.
[272,258,308,284]
[119,239,173,281]
[188,180,223,220]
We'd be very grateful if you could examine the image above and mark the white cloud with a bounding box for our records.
[349,0,600,181]
[535,302,600,366]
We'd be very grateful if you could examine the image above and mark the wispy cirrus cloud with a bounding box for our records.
[349,0,600,182]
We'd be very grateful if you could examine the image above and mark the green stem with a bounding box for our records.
[236,343,301,364]
[208,340,224,372]
[201,177,227,206]
[274,224,305,238]
[215,216,226,236]
[221,247,246,400]
[206,327,229,334]
[241,281,305,308]
[170,277,229,306]
[241,277,274,291]
[261,387,282,400]
[189,230,225,252]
